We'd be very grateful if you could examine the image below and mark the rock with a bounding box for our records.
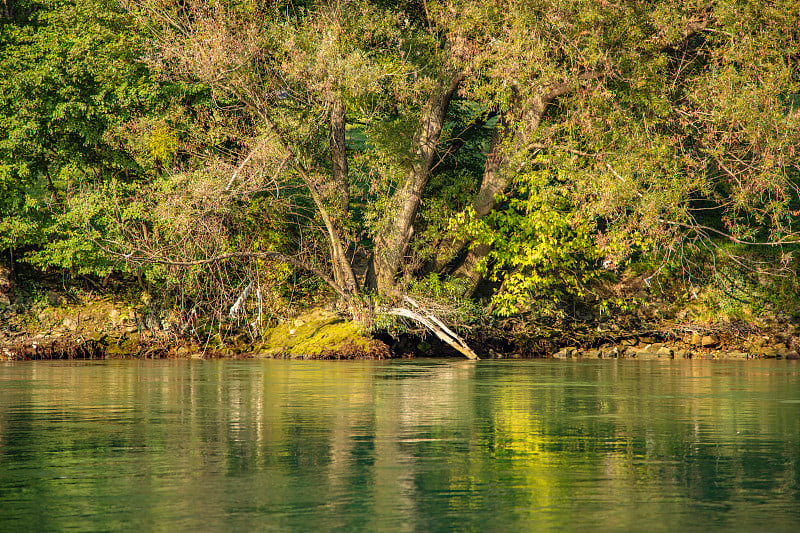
[774,343,789,357]
[701,334,719,347]
[634,345,668,359]
[657,346,674,358]
[553,347,577,359]
[62,317,78,331]
[585,349,602,358]
[691,332,702,345]
[786,350,800,360]
[46,291,62,307]
[675,349,691,359]
[603,346,621,358]
[725,351,749,359]
[761,346,779,358]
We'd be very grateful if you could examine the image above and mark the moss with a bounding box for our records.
[102,334,141,357]
[256,309,377,358]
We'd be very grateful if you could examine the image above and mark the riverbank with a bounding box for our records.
[0,296,391,361]
[2,294,798,361]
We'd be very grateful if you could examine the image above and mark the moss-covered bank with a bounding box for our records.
[0,299,390,360]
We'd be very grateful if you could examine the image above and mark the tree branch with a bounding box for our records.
[94,231,355,305]
[660,218,800,246]
[383,296,479,359]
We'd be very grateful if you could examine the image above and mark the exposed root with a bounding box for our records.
[318,339,391,360]
[6,339,105,360]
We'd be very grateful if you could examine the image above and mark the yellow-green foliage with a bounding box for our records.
[148,124,179,164]
[456,169,604,316]
[258,309,370,358]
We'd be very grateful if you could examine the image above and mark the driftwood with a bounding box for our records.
[383,295,479,360]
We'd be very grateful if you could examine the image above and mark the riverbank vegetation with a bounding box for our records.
[2,0,799,358]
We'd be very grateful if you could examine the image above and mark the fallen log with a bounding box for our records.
[383,295,479,360]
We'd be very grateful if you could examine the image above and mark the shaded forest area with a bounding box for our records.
[1,0,799,357]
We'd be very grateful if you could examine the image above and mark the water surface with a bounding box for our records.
[1,359,799,531]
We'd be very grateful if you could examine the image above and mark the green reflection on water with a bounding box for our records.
[1,359,799,532]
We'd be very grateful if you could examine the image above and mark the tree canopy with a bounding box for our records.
[2,0,798,341]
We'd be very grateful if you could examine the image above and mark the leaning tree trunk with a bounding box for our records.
[383,296,479,359]
[257,107,360,300]
[329,98,350,214]
[373,74,463,292]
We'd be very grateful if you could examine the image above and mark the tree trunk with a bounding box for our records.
[306,170,359,298]
[373,74,463,292]
[258,108,360,299]
[383,296,478,359]
[328,98,356,294]
[429,104,512,274]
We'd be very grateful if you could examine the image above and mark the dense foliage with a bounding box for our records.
[0,0,193,270]
[1,0,798,333]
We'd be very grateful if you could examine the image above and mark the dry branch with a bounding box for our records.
[383,295,479,360]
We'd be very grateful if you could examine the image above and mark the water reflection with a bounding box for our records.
[1,359,799,531]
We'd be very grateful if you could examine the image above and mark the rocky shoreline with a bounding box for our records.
[547,331,800,360]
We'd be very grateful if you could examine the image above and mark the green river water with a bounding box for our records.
[1,358,799,532]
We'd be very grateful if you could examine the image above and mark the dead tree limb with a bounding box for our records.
[383,295,479,360]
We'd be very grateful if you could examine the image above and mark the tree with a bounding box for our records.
[113,0,481,356]
[438,0,800,313]
[0,0,196,275]
[98,0,799,351]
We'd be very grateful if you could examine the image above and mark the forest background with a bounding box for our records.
[1,0,799,356]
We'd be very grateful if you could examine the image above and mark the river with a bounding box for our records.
[1,358,799,531]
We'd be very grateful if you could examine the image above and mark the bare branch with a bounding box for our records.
[382,295,479,359]
[92,227,354,305]
[660,218,800,247]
